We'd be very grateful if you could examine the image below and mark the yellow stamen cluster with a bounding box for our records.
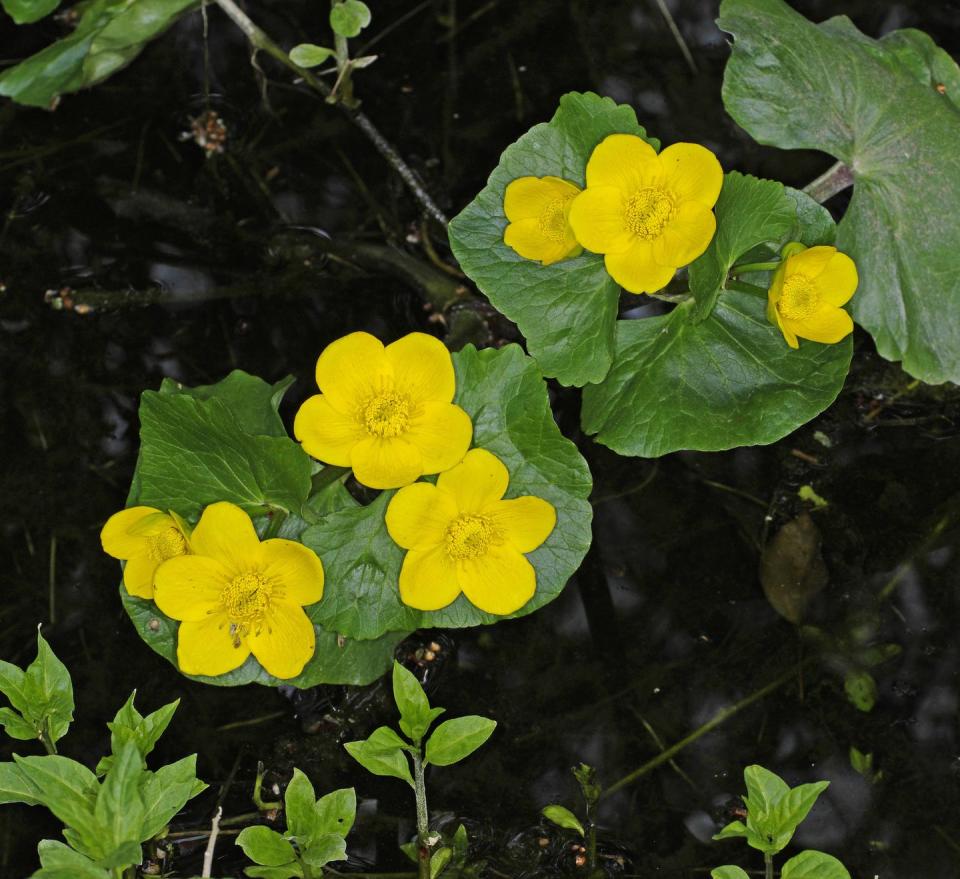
[221,571,272,622]
[445,514,499,560]
[624,188,674,239]
[362,391,412,438]
[147,527,188,562]
[538,196,576,242]
[778,275,820,320]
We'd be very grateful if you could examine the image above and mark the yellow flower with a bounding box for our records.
[503,176,583,265]
[568,134,723,293]
[153,502,324,679]
[101,506,191,599]
[766,243,858,349]
[385,448,556,615]
[294,332,473,490]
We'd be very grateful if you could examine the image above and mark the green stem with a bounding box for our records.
[411,752,431,879]
[730,260,780,275]
[586,822,598,876]
[330,1,356,107]
[263,510,288,539]
[39,717,57,755]
[803,160,854,204]
[725,279,769,298]
[253,761,281,811]
[765,851,774,879]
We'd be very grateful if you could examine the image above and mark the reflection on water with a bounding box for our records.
[2,0,960,876]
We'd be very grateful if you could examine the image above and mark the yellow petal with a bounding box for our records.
[385,332,455,403]
[604,239,676,294]
[398,546,462,611]
[351,436,423,489]
[386,482,458,550]
[505,218,562,264]
[260,539,324,606]
[190,502,261,572]
[294,394,365,466]
[100,506,159,559]
[585,133,661,191]
[405,402,473,476]
[766,286,799,349]
[248,602,316,679]
[784,307,854,345]
[488,497,556,553]
[654,200,717,267]
[813,251,858,307]
[123,554,161,600]
[658,142,723,208]
[436,448,509,513]
[154,555,230,621]
[127,511,176,537]
[458,545,536,615]
[503,176,577,222]
[315,332,391,415]
[567,186,633,255]
[177,614,250,677]
[784,245,836,279]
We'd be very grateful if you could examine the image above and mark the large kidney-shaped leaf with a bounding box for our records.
[300,344,594,638]
[0,0,197,108]
[581,293,852,458]
[719,0,960,384]
[448,92,659,387]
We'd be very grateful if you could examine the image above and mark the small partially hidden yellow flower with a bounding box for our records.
[294,331,473,490]
[766,243,858,349]
[385,448,556,615]
[568,134,722,294]
[101,506,191,599]
[153,502,323,679]
[503,176,583,265]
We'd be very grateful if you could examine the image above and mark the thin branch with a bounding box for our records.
[201,807,223,878]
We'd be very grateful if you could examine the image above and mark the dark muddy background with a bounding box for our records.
[2,1,960,876]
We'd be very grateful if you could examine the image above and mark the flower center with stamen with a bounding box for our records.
[779,274,820,320]
[147,527,187,561]
[624,188,674,239]
[538,196,574,243]
[445,514,498,560]
[222,571,271,623]
[362,391,411,438]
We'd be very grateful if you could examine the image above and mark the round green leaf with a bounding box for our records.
[581,293,852,458]
[719,0,960,383]
[711,868,751,879]
[329,0,371,38]
[289,43,335,68]
[300,344,593,638]
[449,92,659,387]
[236,825,296,867]
[781,850,851,879]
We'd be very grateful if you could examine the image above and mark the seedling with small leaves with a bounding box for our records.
[542,763,603,878]
[345,661,496,879]
[236,770,355,879]
[712,765,850,879]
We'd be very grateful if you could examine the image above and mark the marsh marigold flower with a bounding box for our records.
[766,243,858,349]
[153,502,323,679]
[385,448,556,615]
[101,506,190,599]
[503,176,583,265]
[294,332,472,490]
[568,134,722,294]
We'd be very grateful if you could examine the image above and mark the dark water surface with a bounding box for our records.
[3,1,960,876]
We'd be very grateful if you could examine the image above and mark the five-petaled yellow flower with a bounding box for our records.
[385,448,556,615]
[101,506,191,599]
[154,502,324,679]
[767,243,858,349]
[568,133,722,294]
[294,332,473,490]
[503,176,583,265]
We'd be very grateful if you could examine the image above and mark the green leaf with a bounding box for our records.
[393,662,439,744]
[313,787,356,838]
[95,840,143,870]
[430,846,452,878]
[541,805,584,836]
[2,0,60,25]
[344,727,414,787]
[449,92,659,386]
[688,171,796,321]
[236,826,297,867]
[94,742,146,857]
[139,754,207,841]
[0,760,42,805]
[766,781,830,848]
[743,765,790,816]
[301,833,347,868]
[844,670,877,712]
[424,716,496,767]
[301,344,593,637]
[97,692,179,775]
[135,389,312,518]
[329,0,371,38]
[711,868,751,879]
[712,820,747,841]
[581,294,852,457]
[289,43,335,68]
[0,0,197,108]
[719,0,960,383]
[246,866,303,879]
[21,631,75,745]
[33,840,111,879]
[0,707,38,740]
[781,850,851,879]
[283,769,318,842]
[121,589,405,687]
[784,187,836,247]
[0,660,30,717]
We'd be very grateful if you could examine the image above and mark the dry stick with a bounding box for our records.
[602,662,808,798]
[651,0,698,74]
[211,0,448,226]
[201,807,223,878]
[803,160,854,204]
